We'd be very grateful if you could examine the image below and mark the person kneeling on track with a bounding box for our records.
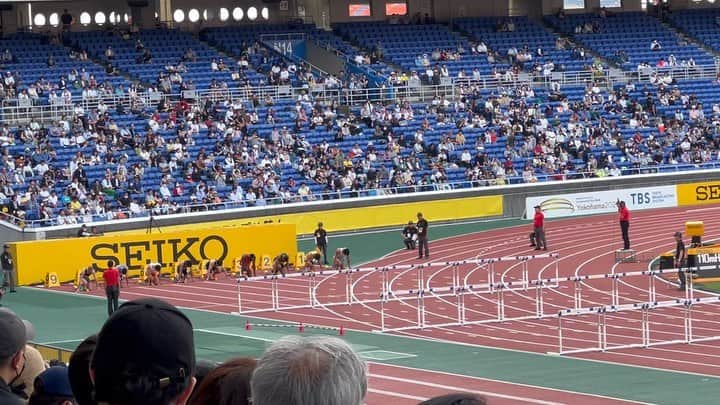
[206,259,225,281]
[333,247,351,270]
[117,264,129,284]
[272,253,290,277]
[145,263,162,286]
[78,266,96,292]
[402,221,418,250]
[239,253,257,279]
[304,251,322,272]
[176,260,192,283]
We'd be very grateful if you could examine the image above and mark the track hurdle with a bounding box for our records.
[379,280,537,332]
[234,253,561,315]
[235,268,363,314]
[551,296,720,355]
[379,264,708,334]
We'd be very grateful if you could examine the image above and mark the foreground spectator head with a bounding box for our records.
[68,334,98,405]
[0,308,34,404]
[90,298,196,405]
[193,360,217,390]
[189,357,256,405]
[28,366,76,405]
[11,345,48,400]
[251,335,367,405]
[418,393,487,405]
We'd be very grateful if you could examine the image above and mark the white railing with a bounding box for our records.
[6,163,720,229]
[1,172,573,229]
[2,60,719,125]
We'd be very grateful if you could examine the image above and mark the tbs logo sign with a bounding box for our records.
[629,192,653,205]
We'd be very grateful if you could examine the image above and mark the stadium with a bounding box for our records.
[2,0,720,403]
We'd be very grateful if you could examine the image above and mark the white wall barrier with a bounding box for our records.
[525,185,678,219]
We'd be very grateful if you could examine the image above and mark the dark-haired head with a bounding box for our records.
[189,357,256,405]
[418,393,487,405]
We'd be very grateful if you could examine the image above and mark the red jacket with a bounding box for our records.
[104,267,120,287]
[619,206,630,222]
[533,211,544,228]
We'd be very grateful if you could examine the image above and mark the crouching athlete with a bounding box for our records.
[272,253,290,277]
[333,247,351,270]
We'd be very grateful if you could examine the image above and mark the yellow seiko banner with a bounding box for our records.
[677,182,720,206]
[14,223,296,286]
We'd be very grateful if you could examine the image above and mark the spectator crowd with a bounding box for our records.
[1,17,720,227]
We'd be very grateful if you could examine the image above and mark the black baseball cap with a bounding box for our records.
[0,308,34,358]
[30,366,75,400]
[90,298,195,403]
[68,334,98,405]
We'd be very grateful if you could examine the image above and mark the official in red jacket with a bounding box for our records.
[532,206,547,251]
[617,200,630,250]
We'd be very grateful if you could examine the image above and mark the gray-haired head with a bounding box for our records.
[250,335,367,405]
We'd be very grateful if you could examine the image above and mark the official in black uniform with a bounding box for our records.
[675,232,687,291]
[314,222,328,265]
[416,212,429,259]
[1,245,15,293]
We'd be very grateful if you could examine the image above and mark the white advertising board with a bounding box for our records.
[525,186,677,219]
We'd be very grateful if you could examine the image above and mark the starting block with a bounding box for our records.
[615,249,636,263]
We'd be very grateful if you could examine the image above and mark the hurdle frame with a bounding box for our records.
[235,253,561,315]
[379,266,706,333]
[551,296,720,355]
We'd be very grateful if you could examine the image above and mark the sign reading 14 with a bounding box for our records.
[273,41,293,56]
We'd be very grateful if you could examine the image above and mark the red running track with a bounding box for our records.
[56,205,720,401]
[366,362,647,405]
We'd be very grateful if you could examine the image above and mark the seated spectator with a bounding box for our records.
[0,307,35,405]
[68,335,97,405]
[142,48,152,64]
[90,298,196,405]
[10,345,48,401]
[28,366,76,405]
[251,335,367,405]
[1,49,12,63]
[182,48,197,62]
[650,39,662,51]
[104,46,114,60]
[431,48,441,61]
[188,357,256,405]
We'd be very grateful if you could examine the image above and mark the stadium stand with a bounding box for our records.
[0,32,130,103]
[667,8,720,54]
[1,9,720,228]
[333,21,512,80]
[545,11,715,69]
[453,16,590,73]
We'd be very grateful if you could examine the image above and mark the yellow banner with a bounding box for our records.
[677,182,720,206]
[110,195,503,236]
[13,223,296,285]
